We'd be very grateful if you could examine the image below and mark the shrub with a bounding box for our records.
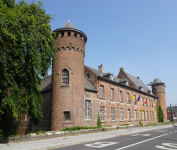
[139,120,143,127]
[36,130,46,135]
[60,126,97,131]
[97,113,102,128]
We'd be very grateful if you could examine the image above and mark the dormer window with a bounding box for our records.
[86,73,90,79]
[68,32,71,36]
[62,69,69,85]
[61,32,64,37]
[74,33,77,37]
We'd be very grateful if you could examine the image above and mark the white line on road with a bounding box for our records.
[142,134,151,136]
[115,133,168,150]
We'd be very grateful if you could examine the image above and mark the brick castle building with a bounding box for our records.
[18,21,167,133]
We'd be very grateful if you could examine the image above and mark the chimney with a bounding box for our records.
[98,64,103,72]
[137,76,140,80]
[120,67,124,72]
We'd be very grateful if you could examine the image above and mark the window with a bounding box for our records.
[61,32,64,37]
[147,111,149,121]
[68,32,71,36]
[100,106,105,121]
[134,95,136,105]
[149,99,150,107]
[151,100,153,107]
[128,109,131,121]
[144,111,146,121]
[111,108,116,121]
[140,111,144,121]
[119,91,123,102]
[85,100,91,120]
[86,73,90,79]
[62,69,69,85]
[150,111,152,121]
[80,35,82,40]
[63,111,71,121]
[25,114,28,121]
[134,110,137,121]
[100,86,104,98]
[127,93,130,103]
[111,88,114,100]
[142,98,144,106]
[152,112,154,121]
[120,108,124,121]
[74,33,77,37]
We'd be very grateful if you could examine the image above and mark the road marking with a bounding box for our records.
[115,133,168,150]
[142,134,151,136]
[85,142,118,148]
[155,130,168,132]
[131,134,151,137]
[156,143,177,150]
[131,134,140,136]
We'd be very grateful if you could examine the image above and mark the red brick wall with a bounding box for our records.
[84,79,158,127]
[152,83,167,122]
[51,30,86,131]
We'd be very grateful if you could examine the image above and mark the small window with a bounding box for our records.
[85,100,91,120]
[86,73,90,79]
[128,109,131,121]
[74,33,77,37]
[100,106,105,121]
[111,88,114,100]
[63,111,71,121]
[134,110,137,121]
[127,93,130,103]
[120,91,123,102]
[68,32,71,36]
[80,35,82,40]
[100,85,104,98]
[142,98,144,106]
[111,108,116,121]
[62,69,69,85]
[61,32,64,37]
[134,95,136,105]
[120,108,124,121]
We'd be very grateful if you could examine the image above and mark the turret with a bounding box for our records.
[151,78,167,122]
[51,20,87,130]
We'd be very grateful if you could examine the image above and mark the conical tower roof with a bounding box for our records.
[62,20,75,29]
[153,78,164,84]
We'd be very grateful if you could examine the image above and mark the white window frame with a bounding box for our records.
[100,85,104,98]
[120,108,124,121]
[85,100,91,120]
[111,88,114,100]
[134,110,137,121]
[128,109,131,121]
[111,107,116,121]
[100,106,105,121]
[119,91,123,102]
[127,93,130,104]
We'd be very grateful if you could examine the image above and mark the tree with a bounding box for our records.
[0,0,55,136]
[157,102,160,122]
[97,113,101,128]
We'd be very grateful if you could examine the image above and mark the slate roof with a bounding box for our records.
[84,78,97,92]
[40,75,97,93]
[40,75,52,93]
[124,72,151,93]
[63,20,75,29]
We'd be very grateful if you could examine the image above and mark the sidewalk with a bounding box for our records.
[0,124,173,150]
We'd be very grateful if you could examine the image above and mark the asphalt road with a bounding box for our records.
[51,127,177,150]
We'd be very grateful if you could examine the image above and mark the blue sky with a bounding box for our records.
[18,0,177,107]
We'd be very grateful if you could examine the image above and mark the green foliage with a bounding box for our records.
[120,124,129,126]
[36,130,46,135]
[102,128,106,132]
[97,113,101,128]
[60,126,97,131]
[156,102,164,123]
[159,106,164,122]
[165,121,172,125]
[0,0,55,136]
[103,124,112,127]
[139,120,143,127]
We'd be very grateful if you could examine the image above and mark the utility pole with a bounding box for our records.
[170,104,174,126]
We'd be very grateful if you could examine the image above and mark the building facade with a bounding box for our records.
[18,21,167,133]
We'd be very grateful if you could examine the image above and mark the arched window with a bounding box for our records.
[62,69,69,85]
[85,100,91,120]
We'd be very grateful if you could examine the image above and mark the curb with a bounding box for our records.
[31,125,173,150]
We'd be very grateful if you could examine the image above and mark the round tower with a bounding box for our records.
[151,78,167,122]
[51,20,87,131]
